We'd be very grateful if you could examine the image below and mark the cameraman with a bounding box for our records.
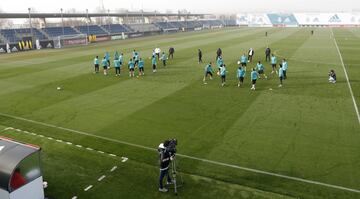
[158,140,173,192]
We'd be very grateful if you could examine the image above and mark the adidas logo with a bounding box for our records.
[11,46,18,52]
[239,16,247,22]
[283,17,291,23]
[329,14,341,23]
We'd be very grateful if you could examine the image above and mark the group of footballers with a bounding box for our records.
[202,48,289,90]
[92,45,289,91]
[93,48,173,77]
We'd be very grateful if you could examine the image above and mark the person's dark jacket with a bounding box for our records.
[265,48,271,55]
[159,150,171,169]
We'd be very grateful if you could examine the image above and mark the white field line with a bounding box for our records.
[84,185,93,192]
[331,28,360,125]
[2,127,129,163]
[121,157,129,163]
[1,113,360,193]
[110,166,117,172]
[98,175,106,182]
[1,127,123,197]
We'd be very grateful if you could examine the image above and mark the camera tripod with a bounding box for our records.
[169,156,183,195]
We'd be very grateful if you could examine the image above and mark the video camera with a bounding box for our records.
[158,139,177,156]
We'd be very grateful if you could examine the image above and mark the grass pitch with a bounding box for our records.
[0,27,359,199]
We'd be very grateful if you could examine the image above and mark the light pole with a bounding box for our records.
[61,8,64,36]
[108,9,111,34]
[86,9,90,35]
[141,9,144,34]
[28,7,34,47]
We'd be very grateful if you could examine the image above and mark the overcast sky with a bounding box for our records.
[0,0,359,14]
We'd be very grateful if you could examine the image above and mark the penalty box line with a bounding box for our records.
[0,112,360,194]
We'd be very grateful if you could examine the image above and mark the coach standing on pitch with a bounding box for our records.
[248,48,254,62]
[216,48,222,60]
[169,47,175,59]
[198,49,203,64]
[265,47,271,62]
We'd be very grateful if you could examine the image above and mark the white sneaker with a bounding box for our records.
[278,84,282,87]
[238,83,240,87]
[159,188,168,192]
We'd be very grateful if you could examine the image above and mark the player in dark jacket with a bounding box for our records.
[265,47,271,62]
[216,48,222,60]
[169,47,175,59]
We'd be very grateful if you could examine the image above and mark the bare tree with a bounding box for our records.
[64,8,87,26]
[95,7,106,25]
[23,7,44,28]
[0,8,13,28]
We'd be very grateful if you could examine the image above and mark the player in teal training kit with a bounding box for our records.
[203,62,214,84]
[101,57,108,76]
[220,64,227,87]
[278,64,284,87]
[271,54,277,74]
[237,66,246,87]
[105,52,110,68]
[161,52,167,67]
[119,53,124,66]
[134,52,140,67]
[94,56,99,73]
[256,61,267,79]
[128,58,135,77]
[138,58,145,76]
[114,58,121,76]
[114,51,119,60]
[240,54,247,70]
[152,55,157,73]
[133,50,140,66]
[216,56,224,73]
[250,68,258,90]
[281,59,288,79]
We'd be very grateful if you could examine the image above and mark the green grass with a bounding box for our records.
[0,27,359,199]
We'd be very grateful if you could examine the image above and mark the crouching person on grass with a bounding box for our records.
[329,69,336,83]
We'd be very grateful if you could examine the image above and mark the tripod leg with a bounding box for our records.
[172,160,178,195]
[174,174,177,195]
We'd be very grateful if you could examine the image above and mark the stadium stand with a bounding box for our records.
[127,24,160,32]
[101,24,130,34]
[182,21,202,29]
[199,20,224,28]
[0,19,236,45]
[0,29,18,43]
[223,19,237,26]
[75,25,108,35]
[169,21,185,29]
[0,28,47,42]
[43,27,79,37]
[154,22,178,30]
